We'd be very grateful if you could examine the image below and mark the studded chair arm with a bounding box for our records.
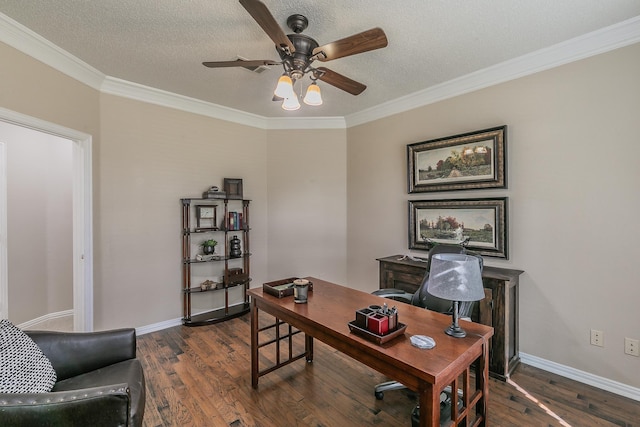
[0,384,131,426]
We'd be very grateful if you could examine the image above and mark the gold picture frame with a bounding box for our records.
[408,126,506,193]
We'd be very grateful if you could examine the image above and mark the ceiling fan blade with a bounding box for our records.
[312,28,388,62]
[239,0,295,54]
[316,67,366,95]
[203,59,280,68]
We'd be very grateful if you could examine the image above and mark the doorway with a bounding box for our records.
[0,107,93,331]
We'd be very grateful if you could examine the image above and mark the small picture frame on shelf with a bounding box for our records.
[224,178,243,199]
[195,205,217,230]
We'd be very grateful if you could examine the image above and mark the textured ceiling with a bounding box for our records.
[1,0,639,118]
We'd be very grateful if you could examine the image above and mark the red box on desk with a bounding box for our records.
[367,314,389,335]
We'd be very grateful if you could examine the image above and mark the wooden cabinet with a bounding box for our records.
[181,198,251,326]
[377,255,523,380]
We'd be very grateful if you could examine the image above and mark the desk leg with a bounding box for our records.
[305,334,314,362]
[251,297,259,389]
[418,385,439,427]
[477,339,490,425]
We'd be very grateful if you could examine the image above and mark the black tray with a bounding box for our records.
[263,278,313,298]
[348,321,407,345]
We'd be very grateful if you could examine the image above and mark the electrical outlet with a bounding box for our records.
[625,338,639,356]
[590,329,604,347]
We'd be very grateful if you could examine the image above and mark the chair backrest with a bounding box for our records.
[411,243,484,316]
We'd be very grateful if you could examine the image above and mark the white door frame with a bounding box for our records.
[0,107,93,331]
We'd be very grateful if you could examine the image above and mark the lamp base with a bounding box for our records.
[444,324,467,338]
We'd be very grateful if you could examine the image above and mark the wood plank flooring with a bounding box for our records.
[137,314,639,426]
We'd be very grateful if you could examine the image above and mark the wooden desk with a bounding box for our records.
[248,277,494,427]
[377,255,523,380]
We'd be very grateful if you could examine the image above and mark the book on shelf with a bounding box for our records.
[227,211,243,230]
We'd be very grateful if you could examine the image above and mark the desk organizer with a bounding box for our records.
[348,321,407,345]
[349,305,405,344]
[263,277,313,298]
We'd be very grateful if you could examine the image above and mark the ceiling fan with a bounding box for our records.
[203,0,388,110]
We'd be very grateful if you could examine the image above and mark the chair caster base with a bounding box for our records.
[411,394,462,427]
[411,405,420,427]
[374,391,384,400]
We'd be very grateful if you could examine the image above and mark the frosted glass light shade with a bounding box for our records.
[274,74,294,99]
[281,96,301,111]
[426,253,484,301]
[303,83,323,106]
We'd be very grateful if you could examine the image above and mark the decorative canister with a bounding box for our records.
[293,278,310,303]
[229,235,242,258]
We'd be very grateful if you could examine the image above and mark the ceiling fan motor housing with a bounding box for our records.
[278,33,319,78]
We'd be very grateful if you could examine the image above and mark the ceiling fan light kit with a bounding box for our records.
[282,96,301,111]
[303,82,323,106]
[203,0,388,111]
[274,74,295,99]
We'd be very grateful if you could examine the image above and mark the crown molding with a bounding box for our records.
[100,76,346,129]
[265,116,346,130]
[101,76,270,129]
[101,77,346,129]
[0,11,273,129]
[345,15,640,128]
[2,12,639,130]
[0,13,105,90]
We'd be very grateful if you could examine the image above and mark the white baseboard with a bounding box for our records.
[520,352,640,401]
[18,310,74,331]
[135,317,182,336]
[135,301,249,336]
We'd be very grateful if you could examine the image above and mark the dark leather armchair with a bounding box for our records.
[0,328,145,427]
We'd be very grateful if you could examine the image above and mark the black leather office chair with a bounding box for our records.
[372,242,483,425]
[374,240,482,321]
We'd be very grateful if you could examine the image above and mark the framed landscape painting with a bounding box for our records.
[408,126,506,193]
[408,198,508,259]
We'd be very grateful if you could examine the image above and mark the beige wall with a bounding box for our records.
[98,94,269,328]
[2,35,639,390]
[2,122,73,324]
[266,129,347,284]
[347,42,640,388]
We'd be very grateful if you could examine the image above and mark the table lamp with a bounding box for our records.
[426,253,484,338]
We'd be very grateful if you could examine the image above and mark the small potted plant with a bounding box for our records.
[200,239,217,255]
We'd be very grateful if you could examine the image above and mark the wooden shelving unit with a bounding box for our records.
[181,197,251,326]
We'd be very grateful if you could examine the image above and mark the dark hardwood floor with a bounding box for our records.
[137,314,639,426]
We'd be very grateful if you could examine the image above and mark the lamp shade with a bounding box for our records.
[274,74,294,99]
[426,253,484,302]
[303,83,323,106]
[281,96,301,111]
